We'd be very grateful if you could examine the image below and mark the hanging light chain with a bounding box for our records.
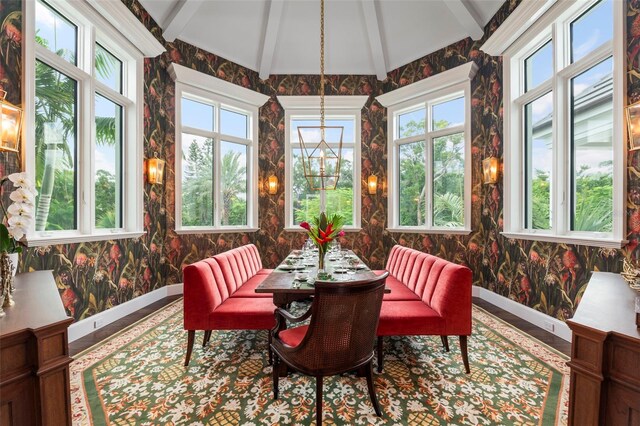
[320,0,325,139]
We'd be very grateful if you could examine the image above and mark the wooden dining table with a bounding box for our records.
[255,250,382,307]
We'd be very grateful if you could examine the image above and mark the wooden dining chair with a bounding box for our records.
[270,272,389,425]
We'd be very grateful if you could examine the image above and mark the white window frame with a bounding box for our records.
[170,63,269,233]
[23,0,163,246]
[483,0,626,248]
[377,62,477,234]
[278,96,368,232]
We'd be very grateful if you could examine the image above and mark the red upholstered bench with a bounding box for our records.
[183,244,276,366]
[376,245,472,373]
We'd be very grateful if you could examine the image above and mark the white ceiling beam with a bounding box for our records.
[444,0,485,41]
[162,0,204,42]
[258,0,285,80]
[361,0,387,81]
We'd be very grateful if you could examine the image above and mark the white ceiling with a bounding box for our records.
[139,0,505,80]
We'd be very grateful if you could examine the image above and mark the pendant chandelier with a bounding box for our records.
[297,0,343,191]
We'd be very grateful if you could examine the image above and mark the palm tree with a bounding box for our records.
[220,150,247,226]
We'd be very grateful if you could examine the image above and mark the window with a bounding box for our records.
[24,0,162,245]
[278,96,368,231]
[377,63,477,234]
[170,63,268,232]
[492,0,625,247]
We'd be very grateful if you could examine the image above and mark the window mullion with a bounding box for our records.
[553,20,566,236]
[214,105,222,228]
[425,136,433,229]
[81,26,96,235]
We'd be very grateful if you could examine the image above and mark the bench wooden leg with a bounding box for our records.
[440,335,450,352]
[185,330,195,366]
[459,335,470,374]
[377,336,384,373]
[202,330,212,347]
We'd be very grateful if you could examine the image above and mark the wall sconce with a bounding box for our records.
[0,89,22,152]
[147,156,165,184]
[482,156,499,184]
[626,102,640,151]
[267,174,278,194]
[367,175,378,194]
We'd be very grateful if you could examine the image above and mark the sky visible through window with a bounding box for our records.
[35,0,77,63]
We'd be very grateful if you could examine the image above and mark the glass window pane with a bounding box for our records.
[571,0,613,63]
[397,108,425,139]
[94,94,122,229]
[325,148,354,226]
[220,141,248,226]
[432,97,464,130]
[291,118,353,145]
[432,133,464,227]
[524,92,553,230]
[181,98,213,131]
[35,61,77,231]
[220,108,248,139]
[181,134,213,226]
[292,148,320,225]
[35,0,77,64]
[525,41,553,92]
[96,44,123,93]
[571,57,613,232]
[399,141,426,226]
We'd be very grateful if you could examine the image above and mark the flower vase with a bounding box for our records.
[317,249,326,274]
[0,253,14,308]
[8,252,18,293]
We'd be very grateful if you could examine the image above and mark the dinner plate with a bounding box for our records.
[279,264,305,271]
[349,264,367,270]
[333,268,349,274]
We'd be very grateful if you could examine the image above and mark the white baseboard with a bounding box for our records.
[473,285,572,342]
[68,283,184,342]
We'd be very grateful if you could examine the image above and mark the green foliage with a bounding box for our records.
[95,170,117,229]
[530,170,551,229]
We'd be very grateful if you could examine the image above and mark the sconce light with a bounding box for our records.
[147,156,165,184]
[626,102,640,151]
[0,89,23,152]
[267,174,278,194]
[367,175,378,194]
[482,156,499,184]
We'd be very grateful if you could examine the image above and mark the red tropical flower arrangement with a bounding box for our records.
[300,212,345,270]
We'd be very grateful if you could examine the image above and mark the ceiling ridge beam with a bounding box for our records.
[259,0,285,80]
[361,0,387,81]
[444,0,485,41]
[162,0,204,43]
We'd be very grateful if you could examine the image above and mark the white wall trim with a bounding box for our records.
[68,284,183,342]
[473,285,572,342]
[277,95,369,110]
[86,0,165,57]
[376,62,478,107]
[169,63,270,107]
[479,0,557,56]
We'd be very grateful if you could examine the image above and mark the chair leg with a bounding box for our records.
[202,330,212,347]
[365,362,382,417]
[268,332,273,365]
[272,355,280,399]
[184,330,195,366]
[440,335,450,352]
[377,336,384,373]
[316,376,323,426]
[459,335,470,374]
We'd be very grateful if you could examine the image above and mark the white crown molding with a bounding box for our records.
[480,0,557,56]
[376,62,478,107]
[169,63,270,107]
[86,0,165,57]
[277,95,369,110]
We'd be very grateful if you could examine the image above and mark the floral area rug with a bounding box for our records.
[71,299,569,425]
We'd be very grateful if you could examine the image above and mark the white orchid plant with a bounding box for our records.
[0,172,37,254]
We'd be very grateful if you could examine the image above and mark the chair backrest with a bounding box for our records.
[293,272,389,375]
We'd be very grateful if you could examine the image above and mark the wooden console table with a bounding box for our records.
[0,271,73,426]
[566,272,640,426]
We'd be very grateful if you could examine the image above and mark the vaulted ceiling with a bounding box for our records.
[139,0,504,80]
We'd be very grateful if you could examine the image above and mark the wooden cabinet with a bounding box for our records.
[0,271,73,426]
[567,272,640,426]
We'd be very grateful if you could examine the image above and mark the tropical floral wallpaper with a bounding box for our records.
[0,0,638,323]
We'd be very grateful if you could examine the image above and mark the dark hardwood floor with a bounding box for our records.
[69,295,571,357]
